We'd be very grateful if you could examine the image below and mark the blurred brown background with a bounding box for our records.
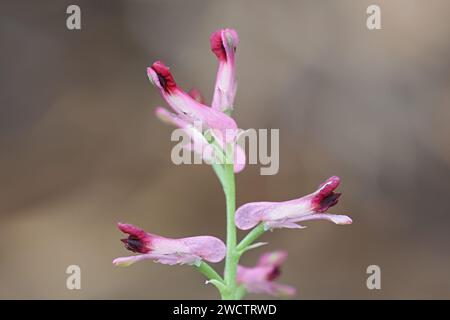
[1,0,450,299]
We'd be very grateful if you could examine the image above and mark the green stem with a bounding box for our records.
[222,163,238,299]
[195,261,224,283]
[236,223,266,253]
[211,163,225,185]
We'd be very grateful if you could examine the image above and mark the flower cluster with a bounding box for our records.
[113,28,352,299]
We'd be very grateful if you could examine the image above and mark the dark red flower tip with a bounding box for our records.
[150,61,177,93]
[210,30,227,61]
[210,29,238,62]
[266,266,281,281]
[117,223,152,254]
[312,176,341,212]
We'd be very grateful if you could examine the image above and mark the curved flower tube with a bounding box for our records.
[113,223,226,267]
[147,61,238,144]
[210,28,238,113]
[235,176,353,230]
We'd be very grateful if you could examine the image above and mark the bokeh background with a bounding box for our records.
[1,0,450,299]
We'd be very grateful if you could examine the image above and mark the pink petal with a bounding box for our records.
[148,61,238,143]
[210,29,239,62]
[210,29,239,112]
[113,254,155,267]
[188,88,205,104]
[294,213,353,225]
[179,236,227,263]
[264,214,352,230]
[114,223,226,267]
[214,133,246,173]
[156,255,200,266]
[235,176,352,230]
[113,253,200,266]
[263,220,307,230]
[235,202,276,230]
[155,106,188,128]
[155,107,239,167]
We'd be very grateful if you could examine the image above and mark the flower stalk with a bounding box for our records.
[236,223,266,254]
[221,163,238,299]
[195,261,223,283]
[113,27,353,300]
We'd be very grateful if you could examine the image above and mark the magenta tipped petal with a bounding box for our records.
[148,60,239,141]
[235,176,352,231]
[114,223,226,267]
[210,28,239,113]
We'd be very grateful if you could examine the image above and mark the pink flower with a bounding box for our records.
[188,88,205,104]
[149,60,246,172]
[235,176,353,230]
[210,29,239,113]
[147,61,238,144]
[155,106,216,164]
[113,223,226,267]
[155,101,245,173]
[237,251,296,297]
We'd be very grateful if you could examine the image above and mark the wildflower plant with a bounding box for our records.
[113,28,352,299]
